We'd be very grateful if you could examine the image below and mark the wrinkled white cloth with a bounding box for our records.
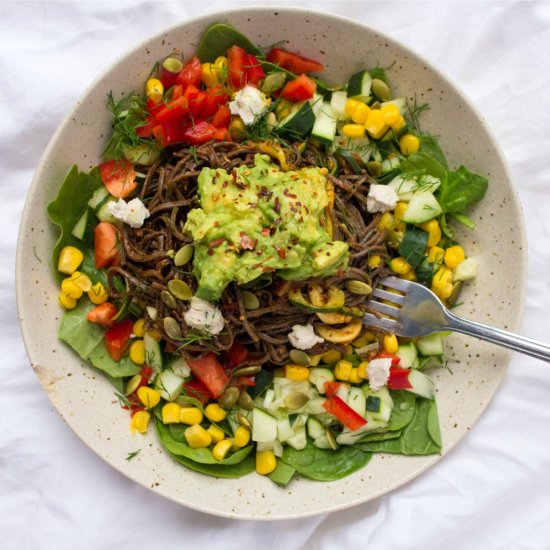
[2,1,550,549]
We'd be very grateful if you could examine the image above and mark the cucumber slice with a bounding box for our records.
[167,355,191,378]
[88,187,110,211]
[306,396,327,415]
[312,434,332,449]
[144,332,163,373]
[306,417,325,440]
[394,342,418,369]
[276,100,315,138]
[309,367,335,394]
[277,417,294,442]
[346,387,367,418]
[311,102,337,145]
[406,369,435,399]
[252,408,278,442]
[401,190,443,224]
[71,207,96,241]
[419,355,445,370]
[256,439,283,457]
[362,386,393,423]
[416,332,445,356]
[155,369,185,401]
[347,69,372,101]
[96,197,119,224]
[335,382,350,403]
[330,90,348,120]
[286,424,307,450]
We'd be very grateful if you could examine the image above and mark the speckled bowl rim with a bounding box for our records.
[16,6,527,520]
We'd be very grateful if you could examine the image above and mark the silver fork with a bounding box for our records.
[364,276,550,362]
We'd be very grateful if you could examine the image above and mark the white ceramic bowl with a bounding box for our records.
[16,7,526,519]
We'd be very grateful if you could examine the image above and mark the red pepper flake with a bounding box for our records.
[274,217,282,226]
[274,197,281,214]
[207,249,214,256]
[222,181,229,188]
[319,216,325,226]
[283,188,297,199]
[261,227,271,237]
[208,237,225,248]
[275,246,287,259]
[240,233,257,250]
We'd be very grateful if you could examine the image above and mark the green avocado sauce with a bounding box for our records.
[185,154,349,301]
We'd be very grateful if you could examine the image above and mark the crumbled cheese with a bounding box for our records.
[367,357,392,391]
[183,297,225,335]
[229,85,269,125]
[107,197,150,228]
[366,184,399,213]
[288,324,324,350]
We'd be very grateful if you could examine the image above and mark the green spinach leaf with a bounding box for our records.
[398,226,429,269]
[387,390,417,431]
[401,151,446,179]
[419,135,448,169]
[195,23,262,62]
[437,166,488,214]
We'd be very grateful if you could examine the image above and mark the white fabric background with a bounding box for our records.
[2,1,550,548]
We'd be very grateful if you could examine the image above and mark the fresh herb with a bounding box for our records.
[406,97,430,133]
[126,449,141,461]
[437,165,488,214]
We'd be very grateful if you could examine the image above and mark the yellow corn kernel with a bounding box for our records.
[393,201,408,221]
[212,439,233,461]
[344,98,362,118]
[145,78,164,103]
[201,62,220,87]
[58,246,84,275]
[184,424,212,449]
[129,340,145,365]
[180,407,204,425]
[444,245,465,269]
[351,102,370,124]
[390,257,413,275]
[321,349,342,364]
[285,364,310,381]
[383,333,399,354]
[205,403,227,423]
[365,109,389,139]
[377,212,394,232]
[368,254,382,269]
[348,368,362,384]
[207,424,226,444]
[335,359,353,381]
[432,267,453,299]
[309,354,323,367]
[70,271,92,292]
[357,361,369,379]
[58,292,77,310]
[137,386,161,409]
[133,318,146,337]
[420,219,442,247]
[390,115,405,130]
[61,278,83,299]
[380,103,401,125]
[147,329,162,342]
[256,449,277,475]
[162,402,182,424]
[399,133,420,156]
[88,282,108,304]
[400,270,417,281]
[233,426,251,448]
[130,410,151,434]
[427,246,445,264]
[342,123,366,138]
[214,56,228,74]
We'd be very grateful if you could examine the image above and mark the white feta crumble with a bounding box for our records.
[288,324,324,350]
[183,297,225,335]
[367,357,392,391]
[366,184,399,213]
[229,85,269,125]
[107,197,150,228]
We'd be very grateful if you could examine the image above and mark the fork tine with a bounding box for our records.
[378,276,411,292]
[364,300,401,319]
[371,288,405,305]
[362,312,401,332]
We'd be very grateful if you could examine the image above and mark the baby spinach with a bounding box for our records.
[387,390,417,431]
[437,166,488,214]
[401,150,446,180]
[195,23,262,63]
[398,226,429,269]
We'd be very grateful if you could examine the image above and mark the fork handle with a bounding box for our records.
[444,310,550,362]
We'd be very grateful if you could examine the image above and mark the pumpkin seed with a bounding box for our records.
[284,391,310,410]
[372,78,391,101]
[289,349,311,366]
[125,374,142,396]
[238,391,254,411]
[241,290,260,310]
[168,279,193,301]
[326,428,338,450]
[174,244,194,267]
[367,160,383,176]
[218,387,240,409]
[160,290,178,309]
[345,280,373,296]
[233,365,262,377]
[163,316,182,340]
[236,412,252,429]
[146,306,158,321]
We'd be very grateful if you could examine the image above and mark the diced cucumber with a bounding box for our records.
[307,417,325,440]
[453,257,479,282]
[388,175,441,201]
[71,207,96,242]
[155,369,185,401]
[88,187,110,211]
[310,93,324,117]
[381,156,400,172]
[366,395,381,413]
[167,355,191,378]
[419,355,445,370]
[330,90,348,120]
[336,420,388,445]
[306,397,327,415]
[122,143,160,166]
[406,369,435,399]
[96,197,119,224]
[411,357,421,369]
[277,417,294,442]
[394,342,418,369]
[252,408,278,442]
[286,424,307,450]
[347,69,372,101]
[309,367,335,394]
[335,382,350,403]
[401,190,443,224]
[256,440,283,457]
[144,332,163,373]
[275,100,315,138]
[311,102,337,144]
[313,434,332,449]
[416,332,445,356]
[363,386,393,423]
[346,387,366,418]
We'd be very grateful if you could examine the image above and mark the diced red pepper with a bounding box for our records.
[140,366,154,380]
[324,381,341,398]
[223,343,249,370]
[104,319,134,362]
[243,53,265,85]
[227,45,247,89]
[98,159,137,199]
[151,124,167,148]
[183,379,213,405]
[183,84,207,117]
[155,96,190,124]
[187,352,229,399]
[388,366,413,390]
[87,302,117,327]
[376,351,402,366]
[160,56,184,89]
[212,104,231,128]
[206,85,230,107]
[170,84,184,101]
[181,120,221,145]
[280,73,316,102]
[94,222,120,269]
[322,395,367,431]
[175,56,203,89]
[135,121,154,138]
[266,47,324,74]
[161,118,190,146]
[234,376,255,389]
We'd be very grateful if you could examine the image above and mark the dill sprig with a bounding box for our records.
[126,449,141,461]
[406,97,430,133]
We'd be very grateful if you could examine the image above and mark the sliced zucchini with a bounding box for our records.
[401,190,443,224]
[416,332,445,356]
[394,342,418,369]
[275,100,315,138]
[330,90,348,120]
[406,369,435,399]
[311,102,338,145]
[309,367,335,394]
[252,408,278,442]
[155,369,185,401]
[347,69,372,101]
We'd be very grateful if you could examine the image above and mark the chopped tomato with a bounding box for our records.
[94,222,120,269]
[388,366,413,390]
[223,343,249,370]
[104,319,134,362]
[98,159,137,199]
[161,118,190,146]
[187,352,229,399]
[323,395,367,431]
[206,85,230,107]
[266,47,324,74]
[175,56,203,89]
[155,96,189,124]
[182,120,221,145]
[182,84,207,117]
[212,104,231,128]
[243,53,265,85]
[183,379,213,405]
[151,124,167,148]
[169,84,184,101]
[227,45,247,88]
[87,302,117,327]
[140,366,154,380]
[135,121,154,138]
[376,351,401,366]
[280,73,316,102]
